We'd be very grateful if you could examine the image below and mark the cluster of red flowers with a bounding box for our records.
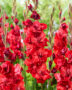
[0,16,24,63]
[0,61,25,90]
[0,16,25,90]
[53,23,68,70]
[24,19,52,83]
[53,23,72,89]
[54,60,72,90]
[0,27,5,62]
[6,18,24,62]
[28,3,40,20]
[1,2,72,89]
[0,3,52,88]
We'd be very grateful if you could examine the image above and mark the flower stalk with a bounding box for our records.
[49,7,55,61]
[69,4,72,49]
[12,0,17,18]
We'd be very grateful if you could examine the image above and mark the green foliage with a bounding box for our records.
[0,0,71,29]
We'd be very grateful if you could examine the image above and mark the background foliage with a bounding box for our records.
[0,0,71,28]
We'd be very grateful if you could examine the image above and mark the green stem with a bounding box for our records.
[41,84,43,90]
[32,79,36,90]
[23,63,26,88]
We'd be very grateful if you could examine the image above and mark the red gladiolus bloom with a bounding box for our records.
[0,17,2,23]
[53,23,68,70]
[5,15,9,20]
[28,4,33,11]
[55,62,72,90]
[10,24,14,29]
[5,23,9,28]
[22,19,33,27]
[0,28,5,62]
[0,61,25,90]
[14,18,19,24]
[24,19,52,83]
[30,11,40,20]
[7,23,24,61]
[53,23,72,90]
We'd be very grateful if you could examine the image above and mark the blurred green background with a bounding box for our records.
[0,0,71,30]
